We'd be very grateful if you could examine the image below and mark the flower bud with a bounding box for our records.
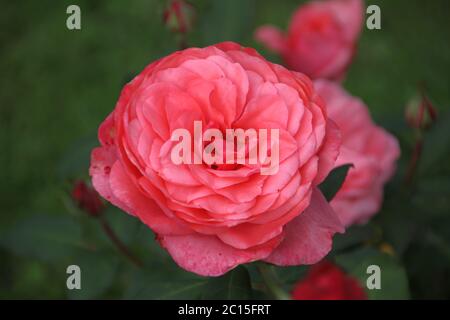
[163,0,195,34]
[72,180,104,217]
[405,91,437,130]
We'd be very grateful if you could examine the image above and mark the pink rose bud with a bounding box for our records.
[163,0,195,34]
[405,90,437,130]
[314,80,400,227]
[255,0,364,81]
[72,180,104,217]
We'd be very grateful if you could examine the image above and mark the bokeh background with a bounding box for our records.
[0,0,449,299]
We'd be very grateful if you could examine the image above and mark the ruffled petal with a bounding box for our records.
[159,233,282,276]
[264,188,344,265]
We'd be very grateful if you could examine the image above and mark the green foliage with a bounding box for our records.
[319,164,353,201]
[335,247,410,300]
[0,214,83,263]
[67,250,119,299]
[332,224,378,253]
[125,261,252,299]
[202,266,253,299]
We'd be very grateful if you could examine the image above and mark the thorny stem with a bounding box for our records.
[99,215,143,268]
[257,263,291,300]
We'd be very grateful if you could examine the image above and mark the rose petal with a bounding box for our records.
[159,233,282,276]
[264,188,344,265]
[108,161,192,235]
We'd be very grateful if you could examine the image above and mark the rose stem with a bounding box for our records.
[405,137,423,185]
[256,263,291,300]
[99,215,143,268]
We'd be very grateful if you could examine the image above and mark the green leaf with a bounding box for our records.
[125,260,252,300]
[202,266,252,299]
[332,224,378,253]
[122,226,212,299]
[67,249,119,300]
[246,263,303,299]
[319,164,352,201]
[124,263,207,299]
[335,247,410,300]
[0,214,83,262]
[274,265,307,289]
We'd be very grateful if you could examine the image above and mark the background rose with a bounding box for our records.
[314,80,400,226]
[291,260,367,300]
[90,42,343,276]
[255,0,364,80]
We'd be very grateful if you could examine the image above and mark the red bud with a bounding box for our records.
[163,0,195,34]
[72,180,104,217]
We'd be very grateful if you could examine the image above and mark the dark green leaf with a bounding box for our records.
[124,264,207,300]
[335,247,410,299]
[332,224,378,253]
[319,164,353,201]
[202,266,252,300]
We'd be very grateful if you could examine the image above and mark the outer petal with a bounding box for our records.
[264,188,344,266]
[313,119,341,185]
[90,146,133,214]
[159,233,282,277]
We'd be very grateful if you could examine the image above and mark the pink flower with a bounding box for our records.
[292,260,367,300]
[90,42,343,276]
[314,80,400,226]
[255,0,364,81]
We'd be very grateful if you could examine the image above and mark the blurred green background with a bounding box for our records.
[0,0,449,299]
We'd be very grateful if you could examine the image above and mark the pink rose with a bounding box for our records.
[255,0,364,80]
[90,42,343,276]
[314,80,400,226]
